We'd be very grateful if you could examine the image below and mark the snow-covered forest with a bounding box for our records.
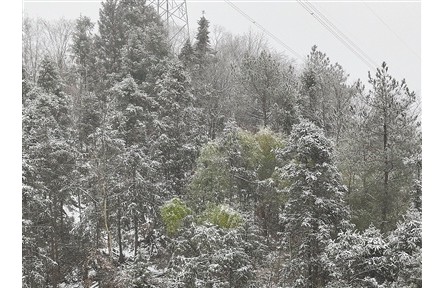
[22,0,421,287]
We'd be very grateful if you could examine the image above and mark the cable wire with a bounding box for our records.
[224,0,305,61]
[297,0,377,71]
[363,2,420,61]
[298,0,376,69]
[305,1,379,67]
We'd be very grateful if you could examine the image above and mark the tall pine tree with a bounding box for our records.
[279,121,351,287]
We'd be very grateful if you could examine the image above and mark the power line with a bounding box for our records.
[297,0,378,71]
[305,1,379,68]
[363,2,420,61]
[223,0,305,61]
[297,0,376,70]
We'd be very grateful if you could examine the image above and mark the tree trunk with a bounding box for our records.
[94,201,100,250]
[77,190,82,224]
[58,198,64,281]
[100,108,112,256]
[262,94,268,128]
[117,196,124,263]
[381,119,389,232]
[134,215,139,257]
[133,166,139,257]
[102,178,112,256]
[50,195,59,288]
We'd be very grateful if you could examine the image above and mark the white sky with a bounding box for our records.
[23,0,420,92]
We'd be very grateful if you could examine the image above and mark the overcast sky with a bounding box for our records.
[23,0,420,93]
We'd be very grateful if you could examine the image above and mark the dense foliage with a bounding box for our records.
[22,1,421,287]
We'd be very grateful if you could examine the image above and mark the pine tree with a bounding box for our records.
[96,0,125,78]
[188,16,228,140]
[168,214,255,287]
[97,0,169,86]
[194,16,211,63]
[325,225,392,287]
[72,15,95,94]
[91,0,172,261]
[109,75,156,258]
[325,205,421,287]
[23,59,77,287]
[71,15,96,156]
[150,60,205,197]
[120,0,169,84]
[279,120,351,287]
[22,67,34,104]
[37,56,63,95]
[363,62,419,231]
[179,38,195,68]
[387,206,422,287]
[298,46,356,142]
[240,51,299,132]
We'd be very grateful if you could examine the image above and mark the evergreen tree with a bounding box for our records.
[168,216,255,287]
[240,51,299,132]
[187,140,233,210]
[90,0,172,262]
[96,0,169,87]
[23,60,77,287]
[325,202,421,287]
[362,62,419,231]
[22,67,34,104]
[187,16,228,140]
[387,206,422,287]
[72,15,95,94]
[194,16,211,63]
[150,60,205,197]
[109,75,150,259]
[37,56,63,95]
[96,0,125,78]
[325,225,392,287]
[298,46,357,142]
[279,121,351,287]
[179,38,195,68]
[71,15,96,154]
[120,0,169,85]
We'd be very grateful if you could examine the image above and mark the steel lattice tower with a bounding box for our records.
[149,0,190,52]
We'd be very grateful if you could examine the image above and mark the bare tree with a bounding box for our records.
[22,17,74,83]
[23,16,44,82]
[40,18,75,73]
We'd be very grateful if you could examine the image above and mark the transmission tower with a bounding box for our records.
[149,0,190,52]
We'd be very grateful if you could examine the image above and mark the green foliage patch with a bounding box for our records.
[204,205,243,229]
[160,198,192,235]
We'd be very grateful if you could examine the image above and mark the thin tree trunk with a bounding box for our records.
[77,190,82,224]
[133,167,139,257]
[50,195,58,288]
[134,215,138,257]
[362,148,367,194]
[94,201,100,250]
[100,104,112,256]
[117,195,124,263]
[381,118,389,231]
[58,198,64,281]
[262,94,268,128]
[102,183,112,256]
